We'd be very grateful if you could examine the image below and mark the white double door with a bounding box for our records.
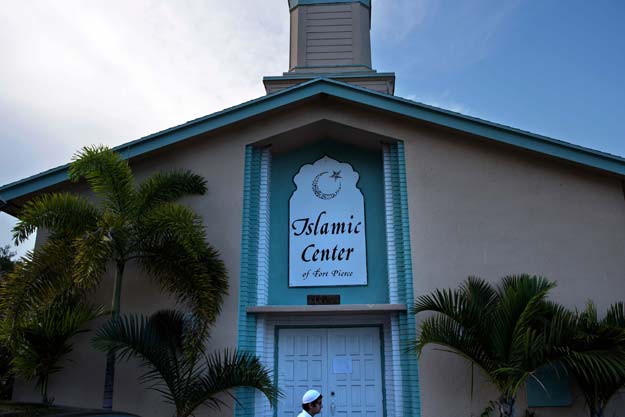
[277,327,384,417]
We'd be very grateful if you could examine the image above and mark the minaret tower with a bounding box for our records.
[263,0,395,95]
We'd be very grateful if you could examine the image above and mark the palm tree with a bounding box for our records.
[414,275,566,417]
[10,298,102,404]
[93,310,280,417]
[12,145,228,409]
[558,301,625,417]
[0,240,90,337]
[0,240,103,403]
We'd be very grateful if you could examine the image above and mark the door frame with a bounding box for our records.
[275,325,387,417]
[267,318,390,417]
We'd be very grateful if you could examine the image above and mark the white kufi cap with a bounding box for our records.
[302,389,321,404]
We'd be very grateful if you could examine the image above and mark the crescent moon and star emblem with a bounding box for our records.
[312,170,342,200]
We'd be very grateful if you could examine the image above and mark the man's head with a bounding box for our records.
[302,389,323,415]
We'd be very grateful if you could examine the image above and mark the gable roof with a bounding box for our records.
[2,77,625,212]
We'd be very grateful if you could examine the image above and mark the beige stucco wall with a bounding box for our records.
[402,125,625,417]
[11,97,625,417]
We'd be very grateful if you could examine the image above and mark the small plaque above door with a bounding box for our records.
[307,294,340,305]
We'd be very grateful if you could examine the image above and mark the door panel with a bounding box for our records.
[278,330,327,417]
[328,328,382,417]
[277,328,383,417]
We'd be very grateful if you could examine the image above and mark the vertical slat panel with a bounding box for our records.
[383,144,398,304]
[254,147,273,416]
[385,141,421,417]
[236,146,262,417]
[257,148,272,306]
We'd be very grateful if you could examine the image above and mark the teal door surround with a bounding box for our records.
[236,140,421,417]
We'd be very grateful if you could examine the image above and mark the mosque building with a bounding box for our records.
[2,1,625,416]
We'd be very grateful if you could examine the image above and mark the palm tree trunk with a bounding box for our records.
[592,405,604,417]
[102,261,124,409]
[498,396,516,417]
[41,374,50,404]
[588,397,605,417]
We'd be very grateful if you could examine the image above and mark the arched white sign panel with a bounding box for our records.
[289,156,367,287]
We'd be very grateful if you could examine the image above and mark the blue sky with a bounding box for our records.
[1,0,624,256]
[377,0,625,156]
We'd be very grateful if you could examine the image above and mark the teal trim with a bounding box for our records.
[273,328,280,417]
[235,145,262,417]
[398,142,421,417]
[264,72,395,81]
[290,65,373,71]
[288,0,370,10]
[526,363,573,407]
[387,142,421,416]
[268,140,388,305]
[4,77,625,208]
[0,167,69,203]
[379,325,388,417]
[276,324,381,329]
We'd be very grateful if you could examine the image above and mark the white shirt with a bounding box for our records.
[296,410,312,417]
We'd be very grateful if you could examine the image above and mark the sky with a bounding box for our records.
[1,0,624,257]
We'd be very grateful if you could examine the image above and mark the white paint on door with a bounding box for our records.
[277,327,384,417]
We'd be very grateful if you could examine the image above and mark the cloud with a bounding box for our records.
[373,0,431,42]
[0,0,290,252]
[380,0,522,75]
[440,0,522,67]
[0,0,289,185]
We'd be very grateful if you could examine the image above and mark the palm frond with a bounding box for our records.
[180,350,280,417]
[138,203,208,260]
[605,302,625,328]
[543,303,578,354]
[71,230,113,288]
[0,240,92,342]
[12,193,99,244]
[139,245,228,323]
[415,314,495,374]
[137,170,207,213]
[560,349,625,384]
[69,145,135,216]
[93,310,187,401]
[507,289,555,366]
[461,276,499,313]
[500,274,555,296]
[93,310,279,417]
[11,300,102,392]
[414,277,497,330]
[552,301,625,415]
[491,275,555,362]
[579,300,599,327]
[414,288,464,318]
